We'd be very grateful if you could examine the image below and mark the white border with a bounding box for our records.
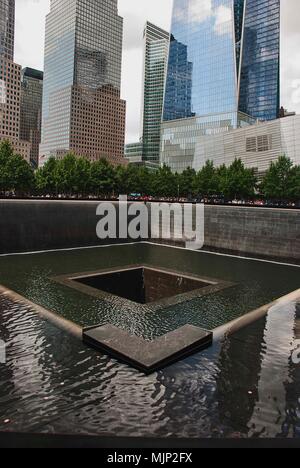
[0,241,299,269]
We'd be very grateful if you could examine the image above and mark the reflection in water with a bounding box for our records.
[1,293,300,438]
[247,302,296,437]
[163,35,193,121]
[283,304,300,437]
[216,317,266,435]
[164,0,239,119]
[216,301,300,438]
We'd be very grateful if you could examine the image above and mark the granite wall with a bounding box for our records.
[0,200,299,261]
[204,205,299,262]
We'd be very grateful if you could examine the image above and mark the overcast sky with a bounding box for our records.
[14,0,300,143]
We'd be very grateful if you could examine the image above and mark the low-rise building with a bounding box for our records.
[161,115,300,176]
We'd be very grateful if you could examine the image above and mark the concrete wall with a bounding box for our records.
[0,200,299,261]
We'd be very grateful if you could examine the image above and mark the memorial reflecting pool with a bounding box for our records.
[0,243,299,438]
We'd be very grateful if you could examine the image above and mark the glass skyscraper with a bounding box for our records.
[20,68,43,168]
[163,35,193,121]
[141,22,169,164]
[239,0,280,121]
[163,0,280,123]
[161,0,280,171]
[125,22,169,166]
[40,0,125,165]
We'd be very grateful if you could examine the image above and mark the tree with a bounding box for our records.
[220,159,257,199]
[152,165,178,198]
[136,166,153,196]
[90,158,115,197]
[0,141,14,192]
[74,157,91,196]
[260,156,295,200]
[0,140,34,195]
[35,157,59,195]
[114,164,128,195]
[124,164,141,194]
[55,153,78,195]
[6,154,35,194]
[194,160,219,197]
[216,164,228,196]
[0,140,14,166]
[178,167,196,198]
[288,165,300,200]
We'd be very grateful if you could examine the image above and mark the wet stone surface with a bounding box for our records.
[0,244,299,337]
[0,294,300,438]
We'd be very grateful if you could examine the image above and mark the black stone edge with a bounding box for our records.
[51,264,235,313]
[83,326,213,375]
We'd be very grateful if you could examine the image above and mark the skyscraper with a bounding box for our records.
[0,0,14,60]
[163,0,280,124]
[163,35,193,122]
[161,0,280,172]
[238,0,280,121]
[141,22,169,164]
[0,0,31,161]
[40,0,126,165]
[20,68,43,168]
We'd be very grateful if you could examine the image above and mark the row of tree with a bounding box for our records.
[0,140,299,200]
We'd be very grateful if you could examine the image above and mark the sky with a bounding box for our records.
[14,0,300,144]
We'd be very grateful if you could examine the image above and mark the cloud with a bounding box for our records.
[174,0,232,37]
[214,5,232,35]
[174,0,212,25]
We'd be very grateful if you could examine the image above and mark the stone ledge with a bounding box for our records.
[83,324,213,374]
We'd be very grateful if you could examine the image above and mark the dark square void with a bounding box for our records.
[74,268,209,304]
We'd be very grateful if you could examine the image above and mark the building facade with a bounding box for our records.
[20,68,43,167]
[124,142,143,164]
[160,0,281,172]
[163,0,280,124]
[161,115,300,176]
[0,0,14,60]
[40,0,126,165]
[141,22,169,164]
[238,0,280,121]
[0,0,30,162]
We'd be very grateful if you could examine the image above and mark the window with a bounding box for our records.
[246,134,271,152]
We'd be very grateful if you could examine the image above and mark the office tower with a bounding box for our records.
[20,68,43,168]
[0,0,14,60]
[141,22,169,164]
[238,0,280,121]
[40,0,126,165]
[161,0,280,172]
[163,35,193,122]
[0,0,30,161]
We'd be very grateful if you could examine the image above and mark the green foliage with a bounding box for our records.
[0,140,34,194]
[0,141,299,201]
[178,167,196,198]
[220,159,257,199]
[35,157,58,195]
[194,160,219,197]
[152,165,178,198]
[288,165,300,200]
[260,156,297,200]
[75,157,91,195]
[90,158,115,196]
